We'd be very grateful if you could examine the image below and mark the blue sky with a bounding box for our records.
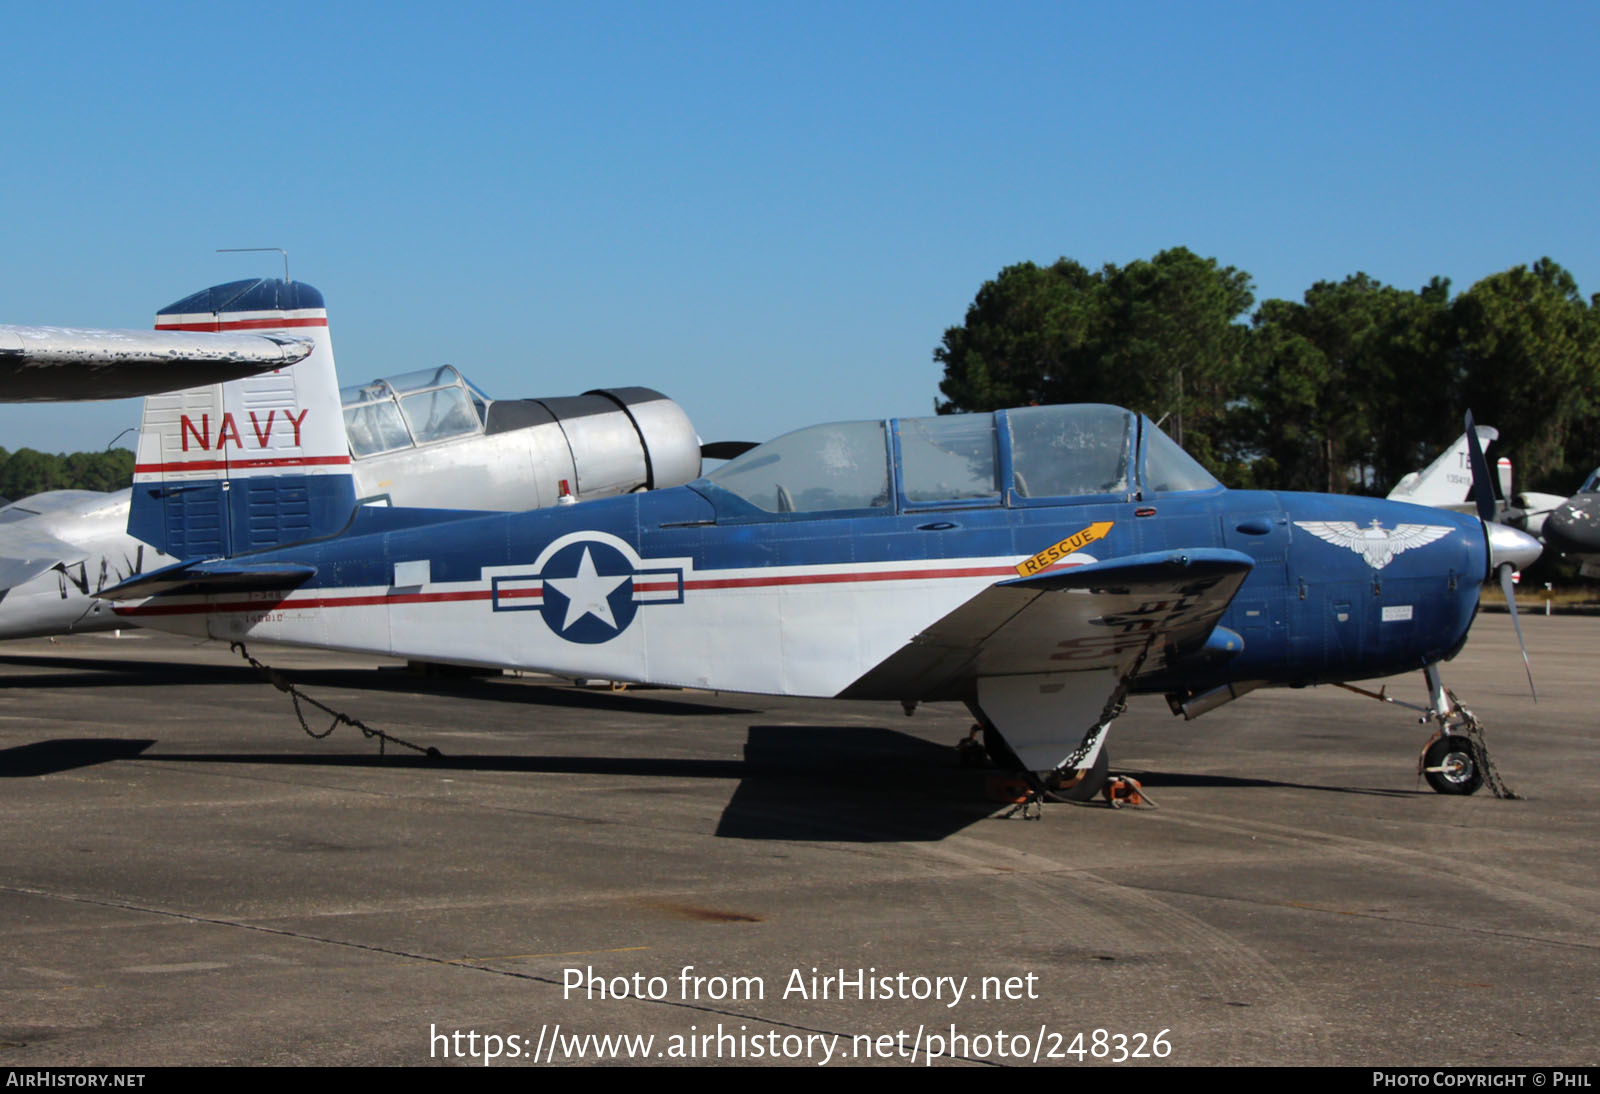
[2,1,1595,455]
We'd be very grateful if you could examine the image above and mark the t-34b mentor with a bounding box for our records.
[103,285,1543,800]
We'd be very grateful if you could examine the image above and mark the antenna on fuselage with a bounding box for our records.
[217,247,291,283]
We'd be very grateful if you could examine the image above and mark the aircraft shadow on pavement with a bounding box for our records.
[0,722,1002,841]
[0,653,755,717]
[712,725,1004,842]
[1109,768,1421,798]
[0,737,156,776]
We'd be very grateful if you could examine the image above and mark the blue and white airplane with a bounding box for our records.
[101,281,1544,800]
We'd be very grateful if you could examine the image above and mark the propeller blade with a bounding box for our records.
[701,440,759,460]
[1497,456,1514,501]
[1498,564,1538,702]
[1464,410,1497,523]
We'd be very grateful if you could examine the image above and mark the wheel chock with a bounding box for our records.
[1102,777,1145,808]
[987,774,1032,803]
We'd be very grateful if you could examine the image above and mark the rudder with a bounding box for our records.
[129,279,356,559]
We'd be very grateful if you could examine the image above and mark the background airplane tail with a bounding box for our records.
[1386,424,1499,509]
[128,279,356,559]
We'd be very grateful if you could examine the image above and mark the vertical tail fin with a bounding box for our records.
[1386,424,1499,508]
[128,278,356,559]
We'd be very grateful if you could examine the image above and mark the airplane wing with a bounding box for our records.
[841,549,1254,770]
[0,325,313,401]
[0,527,88,590]
[844,549,1256,699]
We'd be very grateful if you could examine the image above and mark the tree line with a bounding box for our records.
[0,447,135,499]
[934,248,1600,497]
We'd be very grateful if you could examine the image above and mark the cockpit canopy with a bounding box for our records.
[340,365,489,458]
[698,404,1218,518]
[1580,467,1600,494]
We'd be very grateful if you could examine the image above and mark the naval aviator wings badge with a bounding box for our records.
[1293,519,1453,570]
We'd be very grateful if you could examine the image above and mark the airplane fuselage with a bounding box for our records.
[0,490,165,640]
[112,482,1489,702]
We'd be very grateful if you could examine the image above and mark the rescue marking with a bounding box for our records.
[1016,522,1114,576]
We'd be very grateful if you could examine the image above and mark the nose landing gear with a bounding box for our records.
[1340,663,1519,798]
[1420,731,1484,796]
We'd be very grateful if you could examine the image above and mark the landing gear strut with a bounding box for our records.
[1339,663,1520,799]
[1415,664,1520,798]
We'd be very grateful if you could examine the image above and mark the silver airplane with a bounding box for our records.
[1388,426,1571,538]
[1391,428,1592,573]
[0,277,704,641]
[1536,467,1600,576]
[1387,424,1501,511]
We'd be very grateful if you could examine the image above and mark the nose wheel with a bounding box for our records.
[1421,733,1485,796]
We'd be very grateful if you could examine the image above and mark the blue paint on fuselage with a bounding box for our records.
[240,476,1487,694]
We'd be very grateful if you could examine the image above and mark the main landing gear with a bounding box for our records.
[961,662,1147,810]
[965,715,1115,805]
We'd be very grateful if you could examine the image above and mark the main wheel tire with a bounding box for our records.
[980,726,1112,802]
[1423,734,1484,796]
[1043,747,1111,803]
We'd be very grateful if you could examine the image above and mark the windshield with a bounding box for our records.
[1142,420,1221,493]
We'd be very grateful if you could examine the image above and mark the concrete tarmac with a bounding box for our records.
[0,614,1594,1067]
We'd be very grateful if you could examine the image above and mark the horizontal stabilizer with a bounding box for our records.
[841,548,1254,700]
[97,559,315,601]
[0,326,313,401]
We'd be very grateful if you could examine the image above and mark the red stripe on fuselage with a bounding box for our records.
[112,560,1075,619]
[116,588,497,617]
[683,563,1018,590]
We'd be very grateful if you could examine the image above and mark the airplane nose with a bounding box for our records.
[1484,520,1542,575]
[1544,495,1600,557]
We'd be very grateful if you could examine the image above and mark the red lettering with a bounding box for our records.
[215,413,242,449]
[285,408,309,447]
[249,410,276,447]
[1048,635,1149,662]
[179,414,209,452]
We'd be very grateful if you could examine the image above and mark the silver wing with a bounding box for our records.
[0,325,313,401]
